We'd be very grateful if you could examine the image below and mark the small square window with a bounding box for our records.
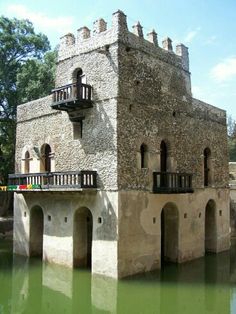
[153,217,156,224]
[199,212,202,218]
[184,213,187,219]
[64,217,68,223]
[219,210,222,216]
[48,215,51,221]
[98,217,102,224]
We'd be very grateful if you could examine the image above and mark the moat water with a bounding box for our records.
[1,238,236,314]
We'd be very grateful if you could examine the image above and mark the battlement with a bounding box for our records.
[58,10,189,72]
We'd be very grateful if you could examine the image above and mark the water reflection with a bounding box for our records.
[1,240,236,313]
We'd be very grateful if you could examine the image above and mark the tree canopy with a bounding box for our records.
[0,16,56,184]
[228,115,236,162]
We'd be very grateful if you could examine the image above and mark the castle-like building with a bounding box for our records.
[12,10,230,278]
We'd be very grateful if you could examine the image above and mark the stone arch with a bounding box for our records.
[158,138,173,172]
[161,202,179,264]
[72,68,86,84]
[73,207,93,268]
[21,145,33,174]
[205,199,217,253]
[40,143,52,172]
[24,151,30,174]
[29,205,44,257]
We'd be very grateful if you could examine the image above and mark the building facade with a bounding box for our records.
[12,10,230,278]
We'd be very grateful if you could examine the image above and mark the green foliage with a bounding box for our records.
[227,115,236,162]
[228,137,236,162]
[0,16,55,184]
[17,50,57,103]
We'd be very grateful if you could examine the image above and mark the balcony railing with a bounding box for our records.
[8,171,97,190]
[153,172,193,194]
[51,83,92,110]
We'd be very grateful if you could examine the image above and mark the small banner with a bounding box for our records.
[1,185,42,191]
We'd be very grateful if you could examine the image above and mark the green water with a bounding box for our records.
[1,239,236,314]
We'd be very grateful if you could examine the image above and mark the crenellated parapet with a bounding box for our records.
[57,10,189,74]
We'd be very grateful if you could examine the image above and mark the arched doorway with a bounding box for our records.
[73,207,93,268]
[161,202,179,264]
[29,206,44,257]
[76,68,83,85]
[40,144,51,172]
[205,199,217,253]
[204,148,211,186]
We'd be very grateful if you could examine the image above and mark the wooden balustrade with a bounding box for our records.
[52,83,92,106]
[8,171,97,189]
[153,172,193,194]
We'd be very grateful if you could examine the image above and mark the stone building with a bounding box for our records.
[11,10,230,279]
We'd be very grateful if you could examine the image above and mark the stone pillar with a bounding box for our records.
[176,43,189,71]
[162,37,173,52]
[77,26,90,41]
[132,21,143,38]
[147,29,158,46]
[112,10,128,33]
[93,18,107,34]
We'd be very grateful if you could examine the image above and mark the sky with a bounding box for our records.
[1,0,236,119]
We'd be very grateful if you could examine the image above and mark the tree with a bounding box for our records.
[227,115,236,162]
[17,50,57,103]
[0,16,56,184]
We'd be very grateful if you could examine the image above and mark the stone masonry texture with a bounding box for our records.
[13,10,230,278]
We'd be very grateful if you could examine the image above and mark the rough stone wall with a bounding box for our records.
[116,40,228,190]
[15,42,119,189]
[13,10,230,279]
[15,10,196,191]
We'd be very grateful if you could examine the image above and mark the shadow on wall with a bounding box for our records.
[0,192,13,216]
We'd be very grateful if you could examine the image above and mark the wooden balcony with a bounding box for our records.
[8,171,97,191]
[51,83,92,111]
[153,172,193,194]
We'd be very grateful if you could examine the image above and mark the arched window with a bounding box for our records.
[160,141,167,172]
[140,144,148,168]
[160,141,168,188]
[24,151,30,174]
[41,144,52,172]
[204,148,211,187]
[76,69,83,84]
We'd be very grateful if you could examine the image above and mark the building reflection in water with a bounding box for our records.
[9,244,236,314]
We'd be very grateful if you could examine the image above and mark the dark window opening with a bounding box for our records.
[44,144,51,172]
[140,144,148,168]
[160,141,168,187]
[76,69,83,84]
[204,148,211,187]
